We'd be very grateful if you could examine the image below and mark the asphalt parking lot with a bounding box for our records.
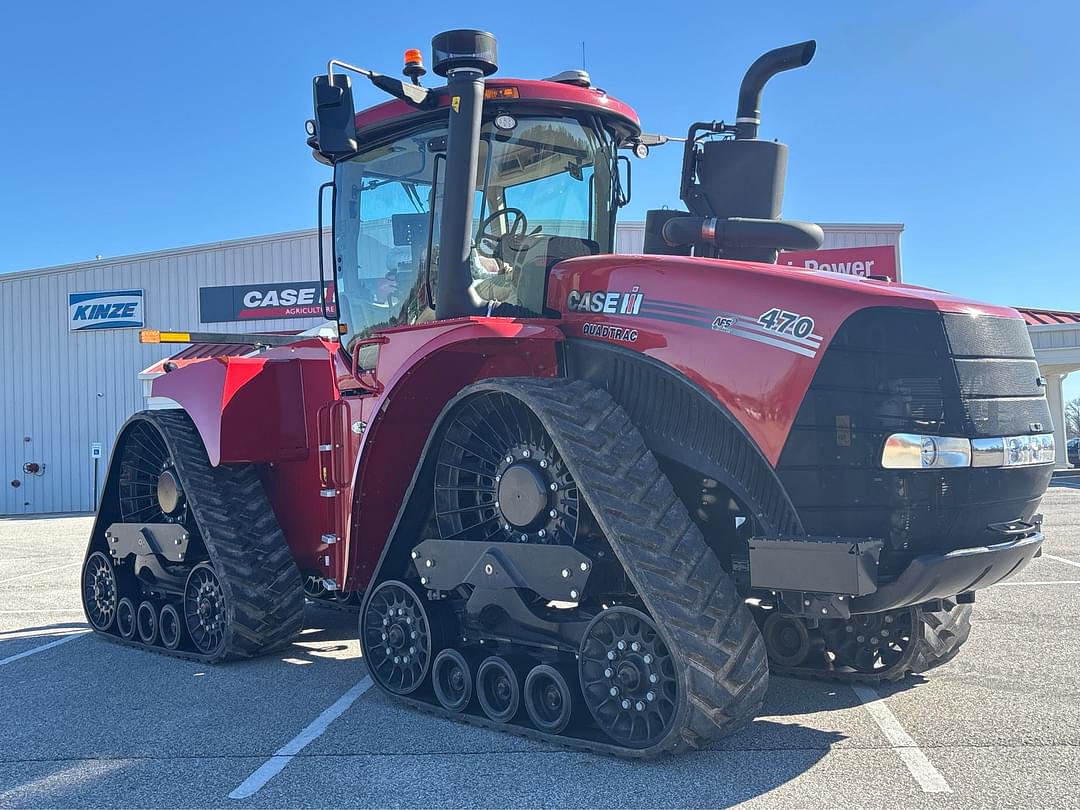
[2,476,1079,809]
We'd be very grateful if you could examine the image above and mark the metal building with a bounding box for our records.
[1,230,331,514]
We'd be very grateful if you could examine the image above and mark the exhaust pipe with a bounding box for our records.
[735,40,816,140]
[431,30,498,320]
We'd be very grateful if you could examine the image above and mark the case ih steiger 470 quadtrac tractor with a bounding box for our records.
[81,30,1055,756]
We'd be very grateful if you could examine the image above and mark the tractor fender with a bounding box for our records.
[343,319,563,588]
[150,340,337,466]
[561,339,804,538]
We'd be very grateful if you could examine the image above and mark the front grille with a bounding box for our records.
[777,307,1052,566]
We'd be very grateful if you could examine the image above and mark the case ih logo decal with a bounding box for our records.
[199,281,336,323]
[68,289,144,331]
[567,286,643,315]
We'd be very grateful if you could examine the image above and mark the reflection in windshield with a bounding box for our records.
[334,116,616,350]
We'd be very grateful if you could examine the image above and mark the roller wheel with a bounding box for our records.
[184,563,227,657]
[476,656,521,723]
[763,613,822,668]
[159,604,183,651]
[524,664,575,734]
[432,649,473,712]
[579,607,678,749]
[136,601,158,645]
[81,552,118,631]
[361,581,432,695]
[116,597,137,640]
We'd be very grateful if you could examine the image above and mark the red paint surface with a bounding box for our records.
[353,78,640,139]
[779,245,899,281]
[547,254,1023,465]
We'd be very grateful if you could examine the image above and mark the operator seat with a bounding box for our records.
[515,236,599,314]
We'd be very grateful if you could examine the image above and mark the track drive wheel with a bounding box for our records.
[184,563,227,657]
[579,607,678,749]
[81,551,118,631]
[360,580,433,695]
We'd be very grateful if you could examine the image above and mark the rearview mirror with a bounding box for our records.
[312,74,358,159]
[616,155,632,207]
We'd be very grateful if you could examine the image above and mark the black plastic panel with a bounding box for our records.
[777,307,1052,571]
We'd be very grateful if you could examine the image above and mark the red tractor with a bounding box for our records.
[81,31,1055,756]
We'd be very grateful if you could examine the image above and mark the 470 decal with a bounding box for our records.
[757,307,816,339]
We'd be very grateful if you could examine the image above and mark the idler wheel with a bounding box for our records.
[360,580,433,695]
[578,607,678,749]
[81,551,118,631]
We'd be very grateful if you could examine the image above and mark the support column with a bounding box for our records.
[1046,372,1068,467]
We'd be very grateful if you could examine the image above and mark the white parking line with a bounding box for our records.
[0,632,87,667]
[993,580,1080,587]
[1043,553,1080,569]
[0,562,80,585]
[851,684,951,794]
[228,676,373,800]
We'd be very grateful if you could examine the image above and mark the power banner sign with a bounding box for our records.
[780,245,900,282]
[68,289,144,331]
[199,281,336,323]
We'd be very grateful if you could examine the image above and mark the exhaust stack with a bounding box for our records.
[734,41,816,140]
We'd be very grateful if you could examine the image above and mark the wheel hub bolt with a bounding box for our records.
[604,668,613,678]
[649,673,658,684]
[538,530,546,538]
[411,631,418,640]
[646,691,655,702]
[403,655,410,663]
[621,699,630,710]
[409,646,416,654]
[580,562,588,571]
[609,686,619,696]
[522,450,531,458]
[856,635,865,643]
[870,636,879,645]
[393,656,400,664]
[635,701,645,712]
[549,510,557,518]
[607,651,617,660]
[520,534,528,542]
[885,615,894,624]
[643,654,653,664]
[540,460,548,468]
[381,633,387,641]
[631,642,640,652]
[385,647,392,655]
[549,483,558,491]
[617,641,626,651]
[505,455,514,464]
[881,630,890,637]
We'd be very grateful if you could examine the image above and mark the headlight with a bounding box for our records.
[882,433,1053,469]
[882,434,972,469]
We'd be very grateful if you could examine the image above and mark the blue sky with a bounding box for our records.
[2,1,1077,396]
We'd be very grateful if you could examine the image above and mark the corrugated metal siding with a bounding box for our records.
[0,230,331,515]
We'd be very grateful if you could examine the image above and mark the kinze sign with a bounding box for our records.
[199,281,336,323]
[68,289,144,331]
[779,245,899,282]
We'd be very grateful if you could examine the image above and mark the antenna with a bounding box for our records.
[581,41,586,70]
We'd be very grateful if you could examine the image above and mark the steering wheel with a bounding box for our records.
[475,207,529,260]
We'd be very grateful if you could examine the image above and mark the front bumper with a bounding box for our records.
[848,532,1043,613]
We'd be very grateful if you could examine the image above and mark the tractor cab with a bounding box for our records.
[308,31,640,353]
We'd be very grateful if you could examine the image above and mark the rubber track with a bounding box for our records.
[375,378,770,757]
[88,410,306,663]
[771,600,973,684]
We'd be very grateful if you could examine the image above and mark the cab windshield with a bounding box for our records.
[334,115,617,349]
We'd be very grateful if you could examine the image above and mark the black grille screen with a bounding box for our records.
[777,307,1051,567]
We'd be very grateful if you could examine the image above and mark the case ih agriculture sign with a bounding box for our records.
[68,289,144,331]
[199,281,336,322]
[780,245,900,281]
